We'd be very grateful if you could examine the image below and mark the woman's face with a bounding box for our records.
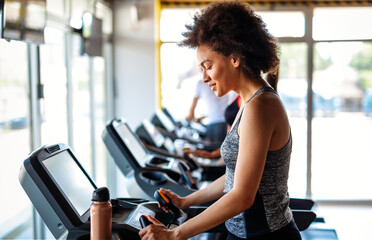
[197,44,239,97]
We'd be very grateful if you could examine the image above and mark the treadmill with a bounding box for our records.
[135,118,179,157]
[162,107,208,139]
[150,109,221,151]
[135,118,225,179]
[18,143,225,240]
[102,118,209,200]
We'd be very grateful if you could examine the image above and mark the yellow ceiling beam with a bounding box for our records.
[160,0,372,7]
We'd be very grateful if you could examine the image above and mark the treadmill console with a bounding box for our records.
[142,119,165,148]
[19,144,97,238]
[104,118,184,172]
[112,119,150,168]
[103,118,203,199]
[152,109,177,133]
[19,143,177,239]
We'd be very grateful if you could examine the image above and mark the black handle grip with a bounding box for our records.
[154,190,180,215]
[139,215,152,228]
[178,161,198,190]
[182,153,199,171]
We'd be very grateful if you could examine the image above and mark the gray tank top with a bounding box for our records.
[220,86,293,238]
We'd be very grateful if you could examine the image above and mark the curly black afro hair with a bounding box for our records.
[180,1,280,83]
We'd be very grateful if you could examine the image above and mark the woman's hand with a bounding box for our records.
[138,216,178,240]
[184,149,217,159]
[185,114,193,122]
[157,188,188,212]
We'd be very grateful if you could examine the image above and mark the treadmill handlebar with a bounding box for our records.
[154,190,180,216]
[178,161,198,190]
[139,215,153,228]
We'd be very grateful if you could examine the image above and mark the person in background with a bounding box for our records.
[185,94,241,160]
[225,95,242,131]
[139,1,300,240]
[186,79,235,145]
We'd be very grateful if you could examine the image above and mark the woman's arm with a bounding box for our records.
[182,174,225,207]
[156,174,225,213]
[174,190,252,239]
[186,97,198,122]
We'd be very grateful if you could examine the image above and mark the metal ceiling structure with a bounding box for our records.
[160,0,372,7]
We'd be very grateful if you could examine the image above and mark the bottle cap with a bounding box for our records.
[92,187,110,201]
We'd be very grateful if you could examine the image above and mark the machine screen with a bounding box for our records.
[143,119,165,148]
[43,150,95,216]
[115,123,148,167]
[156,110,176,132]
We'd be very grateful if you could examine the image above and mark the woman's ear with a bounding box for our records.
[231,57,240,68]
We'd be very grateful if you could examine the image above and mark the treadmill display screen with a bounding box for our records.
[116,123,148,167]
[143,119,165,148]
[43,150,95,216]
[156,110,176,132]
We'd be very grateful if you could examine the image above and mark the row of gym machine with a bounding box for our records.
[18,108,338,239]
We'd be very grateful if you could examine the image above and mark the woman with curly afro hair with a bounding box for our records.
[139,1,301,239]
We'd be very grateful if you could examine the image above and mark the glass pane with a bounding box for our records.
[313,7,372,41]
[161,9,305,41]
[257,11,305,38]
[313,42,372,199]
[0,40,32,237]
[277,43,308,198]
[93,57,107,186]
[46,0,65,18]
[40,27,68,145]
[71,34,93,176]
[160,43,200,120]
[160,8,199,42]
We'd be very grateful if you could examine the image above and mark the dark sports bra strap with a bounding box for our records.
[243,86,277,107]
[257,86,277,95]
